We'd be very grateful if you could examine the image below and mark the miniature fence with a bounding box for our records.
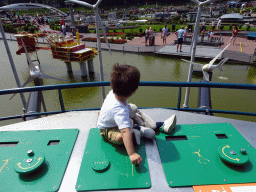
[85,42,164,53]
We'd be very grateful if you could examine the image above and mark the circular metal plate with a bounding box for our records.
[92,157,110,172]
[218,144,249,166]
[14,150,45,174]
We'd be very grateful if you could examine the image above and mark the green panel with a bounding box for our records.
[76,128,151,191]
[0,129,79,192]
[155,123,256,187]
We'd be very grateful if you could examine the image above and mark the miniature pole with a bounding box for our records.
[79,61,88,77]
[95,8,106,101]
[69,4,75,26]
[65,62,73,72]
[87,60,94,74]
[183,5,202,108]
[0,21,27,109]
[183,0,217,108]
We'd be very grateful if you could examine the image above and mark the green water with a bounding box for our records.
[0,41,255,127]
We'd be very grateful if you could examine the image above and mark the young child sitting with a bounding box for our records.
[97,64,177,165]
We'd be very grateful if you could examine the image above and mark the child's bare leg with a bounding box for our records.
[115,133,123,144]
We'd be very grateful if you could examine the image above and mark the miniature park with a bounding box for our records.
[0,1,256,63]
[0,1,256,192]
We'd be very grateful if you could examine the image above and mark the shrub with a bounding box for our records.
[28,26,35,33]
[139,28,142,33]
[13,28,19,33]
[246,24,250,31]
[238,24,243,29]
[82,37,127,44]
[120,34,127,39]
[229,24,233,30]
[220,25,224,30]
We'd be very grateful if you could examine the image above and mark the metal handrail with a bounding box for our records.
[0,81,256,121]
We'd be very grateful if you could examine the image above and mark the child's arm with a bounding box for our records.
[120,128,142,165]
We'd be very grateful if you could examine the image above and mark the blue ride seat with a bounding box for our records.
[246,32,256,40]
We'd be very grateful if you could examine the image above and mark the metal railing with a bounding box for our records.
[0,81,256,121]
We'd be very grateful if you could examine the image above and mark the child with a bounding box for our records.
[232,25,239,45]
[201,29,205,42]
[208,30,214,42]
[97,64,177,165]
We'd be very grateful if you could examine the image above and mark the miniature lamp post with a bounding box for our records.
[183,0,217,108]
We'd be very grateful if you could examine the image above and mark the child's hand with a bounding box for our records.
[129,153,142,165]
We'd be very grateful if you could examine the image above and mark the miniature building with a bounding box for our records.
[108,12,117,21]
[86,15,95,23]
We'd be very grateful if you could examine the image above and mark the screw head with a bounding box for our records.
[26,158,33,163]
[78,185,81,188]
[53,186,56,189]
[170,181,173,184]
[224,179,226,181]
[145,182,148,185]
[230,150,236,155]
[66,152,69,154]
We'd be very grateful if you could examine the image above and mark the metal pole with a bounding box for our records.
[69,5,75,26]
[95,8,106,102]
[0,21,27,109]
[183,5,202,108]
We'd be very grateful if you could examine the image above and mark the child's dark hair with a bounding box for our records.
[110,63,140,97]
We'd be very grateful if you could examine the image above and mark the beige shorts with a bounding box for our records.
[99,103,137,145]
[100,127,122,145]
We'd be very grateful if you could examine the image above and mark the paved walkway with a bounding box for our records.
[127,31,256,55]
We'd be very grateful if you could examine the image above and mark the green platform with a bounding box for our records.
[155,123,256,187]
[76,128,151,191]
[0,129,79,192]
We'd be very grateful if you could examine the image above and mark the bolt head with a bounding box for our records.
[26,158,33,163]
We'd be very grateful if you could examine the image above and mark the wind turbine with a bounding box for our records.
[65,0,112,101]
[183,0,218,108]
[182,42,231,81]
[10,39,65,117]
